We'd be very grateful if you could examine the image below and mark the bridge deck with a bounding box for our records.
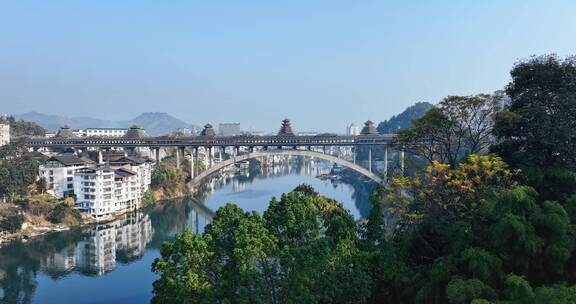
[26,134,396,148]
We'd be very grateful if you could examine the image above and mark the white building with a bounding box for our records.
[346,123,361,136]
[74,165,144,217]
[82,128,128,137]
[39,155,95,199]
[74,156,153,218]
[0,123,9,146]
[110,156,153,193]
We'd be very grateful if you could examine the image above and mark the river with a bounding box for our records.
[0,158,375,304]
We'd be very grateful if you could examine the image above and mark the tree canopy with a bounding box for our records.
[151,54,576,303]
[395,94,501,167]
[152,186,371,304]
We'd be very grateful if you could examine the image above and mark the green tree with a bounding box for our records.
[377,102,435,134]
[0,144,41,200]
[151,163,186,198]
[0,214,24,233]
[151,229,212,303]
[493,54,576,201]
[396,94,501,167]
[152,186,372,304]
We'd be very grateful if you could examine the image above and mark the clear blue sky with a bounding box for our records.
[1,1,575,132]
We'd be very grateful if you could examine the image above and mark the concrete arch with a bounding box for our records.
[191,149,383,186]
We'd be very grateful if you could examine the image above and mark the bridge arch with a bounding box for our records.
[191,149,383,186]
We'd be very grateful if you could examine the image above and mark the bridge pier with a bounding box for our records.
[207,147,212,168]
[400,148,405,176]
[384,145,388,182]
[98,148,104,164]
[98,148,110,166]
[176,148,181,169]
[368,147,372,173]
[154,148,160,163]
[189,150,195,179]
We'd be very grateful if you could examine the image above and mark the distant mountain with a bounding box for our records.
[13,112,198,136]
[377,102,434,134]
[130,112,194,135]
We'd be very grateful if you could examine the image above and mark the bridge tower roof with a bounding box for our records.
[360,120,379,135]
[55,125,76,138]
[278,118,295,136]
[200,123,216,137]
[124,125,148,139]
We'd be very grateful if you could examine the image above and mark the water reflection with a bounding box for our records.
[194,157,375,217]
[0,158,374,304]
[41,213,154,277]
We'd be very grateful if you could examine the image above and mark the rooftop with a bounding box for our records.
[47,155,94,166]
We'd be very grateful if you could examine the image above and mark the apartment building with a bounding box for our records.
[0,123,9,146]
[74,157,153,217]
[39,155,95,198]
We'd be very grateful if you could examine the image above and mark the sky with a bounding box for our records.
[1,1,575,133]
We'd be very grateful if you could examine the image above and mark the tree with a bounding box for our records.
[0,116,46,138]
[0,144,41,200]
[36,177,47,194]
[386,154,516,224]
[151,185,372,304]
[151,163,186,198]
[0,214,24,233]
[377,102,435,134]
[396,94,501,167]
[493,54,576,201]
[151,229,212,303]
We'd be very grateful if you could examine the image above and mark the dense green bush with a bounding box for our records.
[47,204,82,226]
[0,214,24,233]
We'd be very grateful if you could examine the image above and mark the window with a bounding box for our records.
[67,183,73,189]
[67,170,73,175]
[67,177,73,182]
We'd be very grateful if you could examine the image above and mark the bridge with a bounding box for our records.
[26,119,403,184]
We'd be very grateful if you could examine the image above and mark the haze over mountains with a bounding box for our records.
[13,112,199,136]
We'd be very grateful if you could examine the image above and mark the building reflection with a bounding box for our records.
[41,212,153,276]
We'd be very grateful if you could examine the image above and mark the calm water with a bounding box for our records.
[0,159,374,304]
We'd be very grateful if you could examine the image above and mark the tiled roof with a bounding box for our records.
[110,156,144,165]
[115,167,136,178]
[48,155,93,166]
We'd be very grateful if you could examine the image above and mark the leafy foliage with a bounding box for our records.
[386,154,516,224]
[396,94,501,167]
[493,54,576,202]
[377,102,434,134]
[0,144,41,200]
[151,163,186,198]
[0,116,46,138]
[152,185,371,304]
[0,214,24,233]
[150,54,576,303]
[46,204,82,226]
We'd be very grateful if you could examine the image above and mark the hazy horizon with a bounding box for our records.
[2,1,576,132]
